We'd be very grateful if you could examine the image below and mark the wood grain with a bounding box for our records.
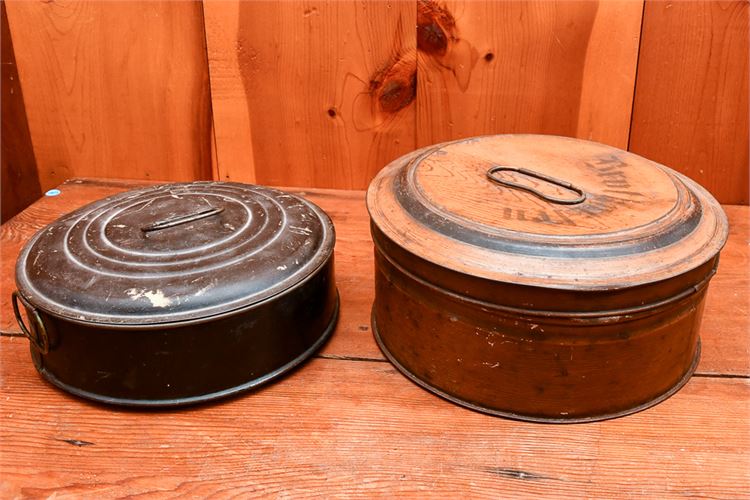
[3,0,214,192]
[0,340,748,498]
[203,0,257,182]
[203,0,417,189]
[415,0,643,149]
[700,204,750,375]
[5,0,746,208]
[629,0,749,205]
[1,1,41,223]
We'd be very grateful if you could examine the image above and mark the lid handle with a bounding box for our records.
[486,166,587,205]
[141,206,225,232]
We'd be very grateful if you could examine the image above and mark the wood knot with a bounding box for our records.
[369,51,417,114]
[484,52,494,62]
[418,22,447,55]
[378,74,416,113]
[417,0,457,56]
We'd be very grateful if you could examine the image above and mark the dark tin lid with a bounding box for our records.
[16,182,335,327]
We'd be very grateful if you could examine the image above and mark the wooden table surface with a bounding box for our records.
[1,178,748,498]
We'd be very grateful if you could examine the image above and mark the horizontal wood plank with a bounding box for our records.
[0,338,748,498]
[1,179,746,375]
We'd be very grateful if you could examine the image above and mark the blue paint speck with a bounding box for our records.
[45,189,61,196]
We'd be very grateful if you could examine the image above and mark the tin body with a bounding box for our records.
[13,182,338,406]
[367,135,728,422]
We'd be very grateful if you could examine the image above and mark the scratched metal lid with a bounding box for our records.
[367,134,728,290]
[15,182,335,326]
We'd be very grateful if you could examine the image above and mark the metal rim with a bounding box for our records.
[16,254,336,331]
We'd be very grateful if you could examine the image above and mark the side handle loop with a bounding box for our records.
[12,291,50,354]
[486,166,587,205]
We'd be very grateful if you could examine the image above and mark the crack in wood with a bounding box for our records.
[481,467,554,481]
[62,178,156,189]
[56,438,95,447]
[315,353,387,363]
[693,373,750,380]
[279,190,364,200]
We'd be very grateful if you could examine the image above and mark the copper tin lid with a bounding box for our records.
[16,182,335,326]
[367,135,728,291]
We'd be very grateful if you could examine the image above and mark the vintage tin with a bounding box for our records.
[367,135,728,422]
[13,182,338,406]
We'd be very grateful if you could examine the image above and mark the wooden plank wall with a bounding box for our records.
[204,0,418,188]
[1,2,41,223]
[630,0,749,204]
[3,0,214,195]
[414,1,643,149]
[2,0,748,210]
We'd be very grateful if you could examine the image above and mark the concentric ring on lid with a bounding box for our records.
[16,182,335,326]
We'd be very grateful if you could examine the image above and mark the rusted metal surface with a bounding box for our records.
[367,134,729,422]
[13,182,338,406]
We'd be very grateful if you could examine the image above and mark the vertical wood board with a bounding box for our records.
[4,0,214,191]
[629,0,749,204]
[204,0,417,189]
[1,1,41,222]
[203,0,256,182]
[415,0,643,150]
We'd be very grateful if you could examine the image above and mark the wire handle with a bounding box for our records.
[12,291,49,354]
[141,206,225,232]
[486,166,586,205]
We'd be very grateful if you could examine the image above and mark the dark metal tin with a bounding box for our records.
[13,182,338,406]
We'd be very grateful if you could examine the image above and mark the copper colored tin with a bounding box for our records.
[13,182,338,407]
[367,135,728,422]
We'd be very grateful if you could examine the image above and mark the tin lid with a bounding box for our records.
[367,135,728,290]
[16,182,335,326]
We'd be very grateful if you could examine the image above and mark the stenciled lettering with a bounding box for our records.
[587,155,632,190]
